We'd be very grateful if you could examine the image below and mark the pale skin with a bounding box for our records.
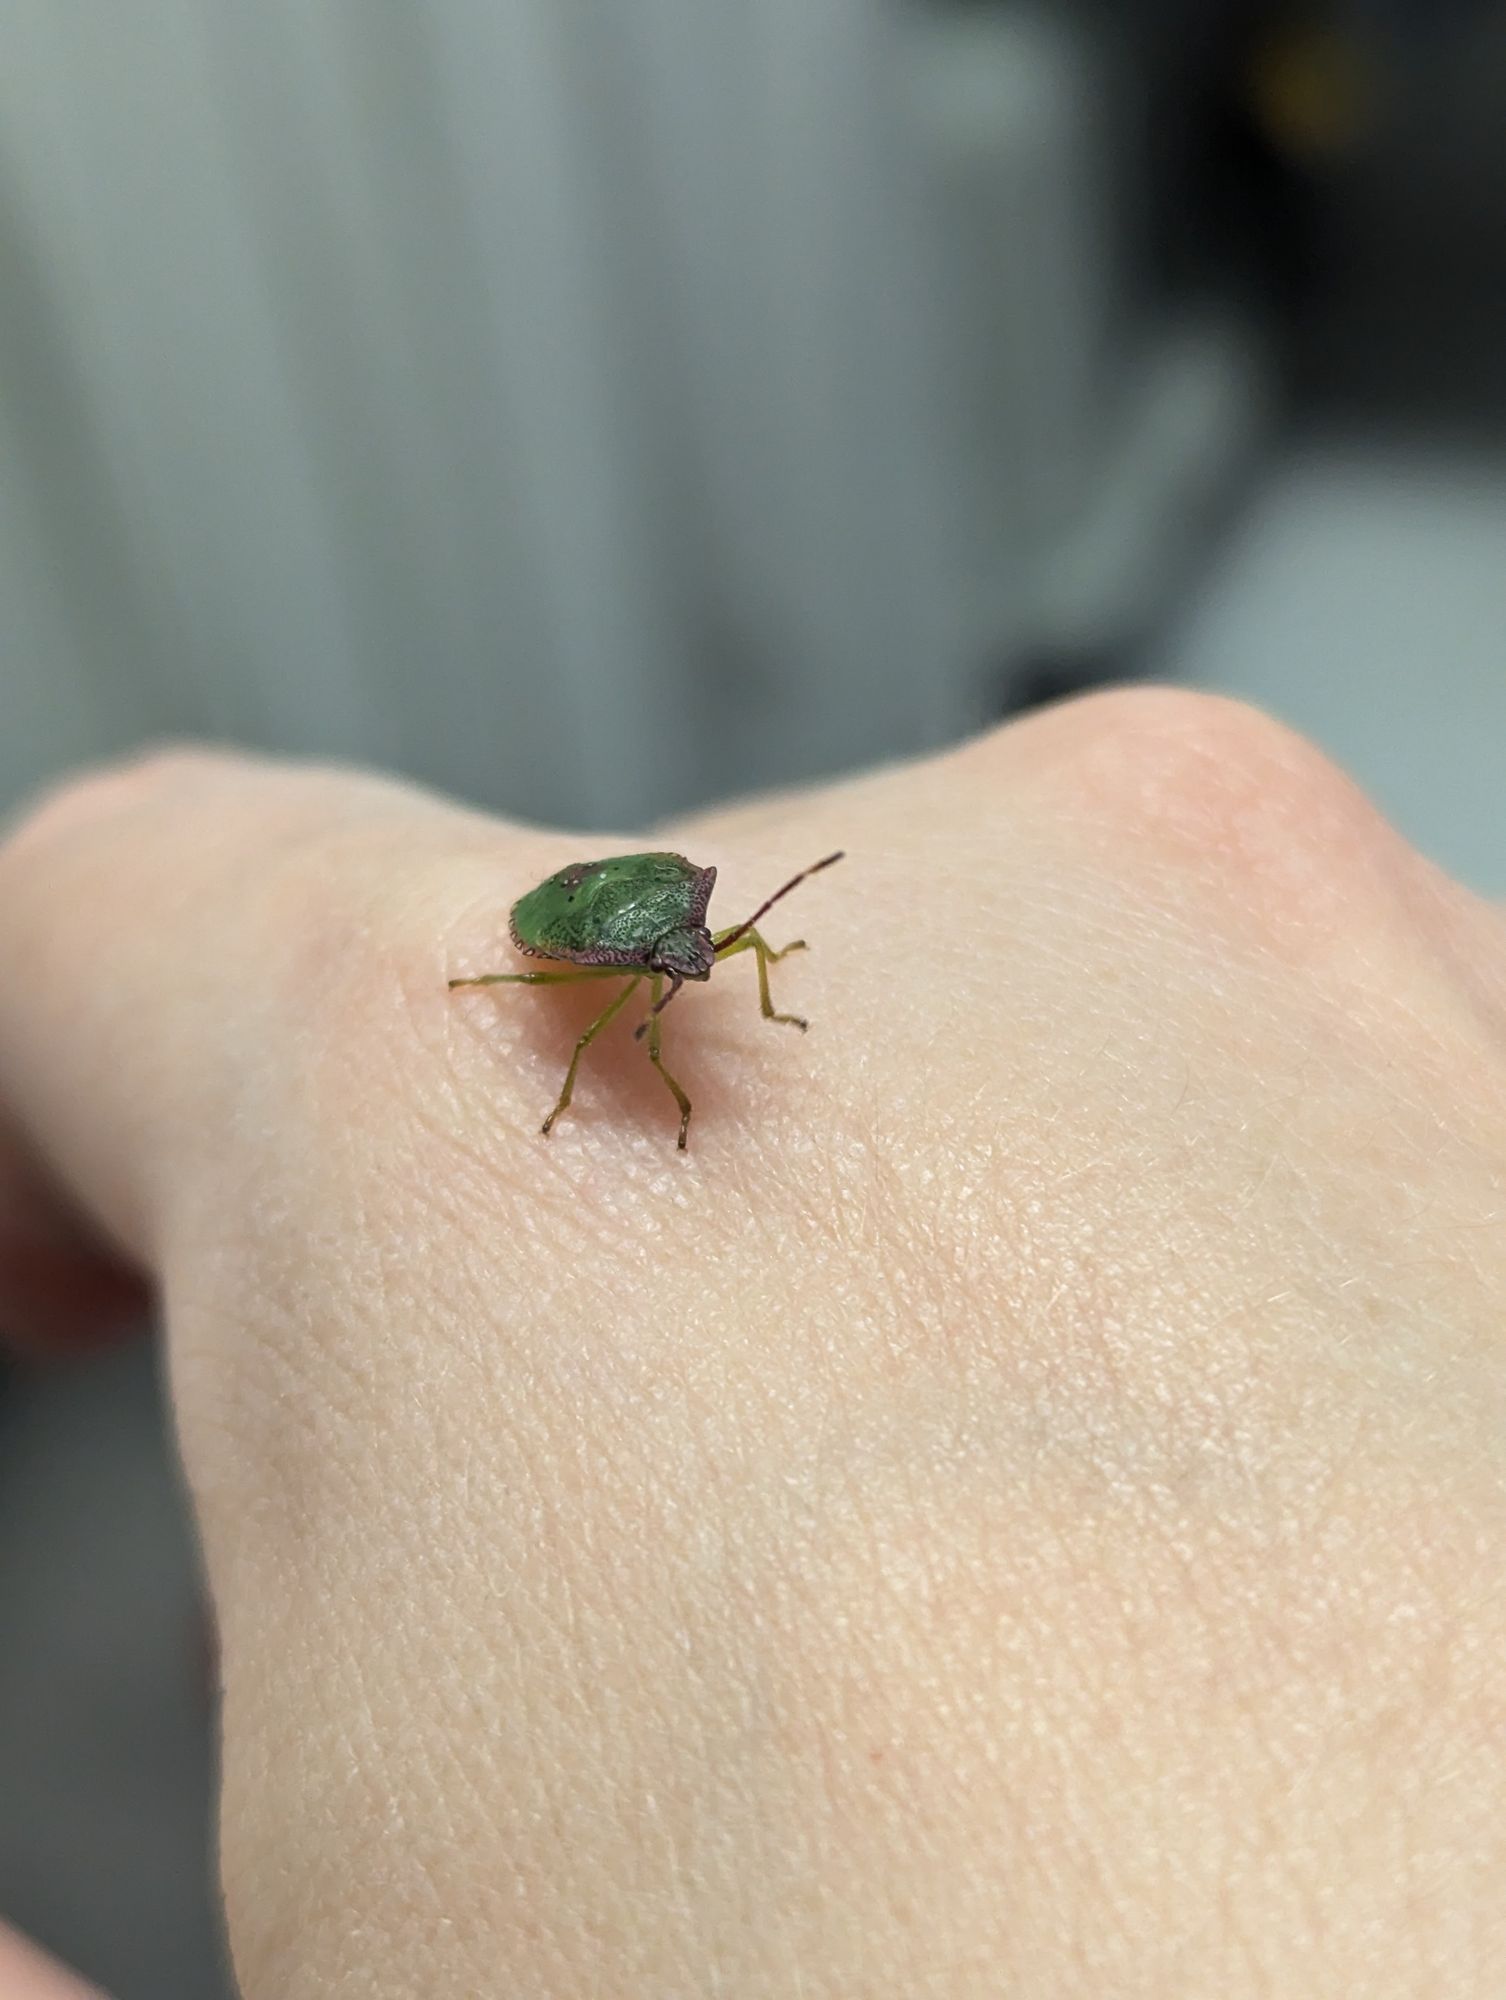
[1,689,1504,1997]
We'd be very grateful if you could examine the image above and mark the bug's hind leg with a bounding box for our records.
[714,928,809,1030]
[646,976,693,1149]
[543,977,641,1136]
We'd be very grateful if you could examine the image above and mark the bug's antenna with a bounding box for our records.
[714,851,844,955]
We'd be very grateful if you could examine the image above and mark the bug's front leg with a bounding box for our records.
[542,977,642,1135]
[644,975,693,1149]
[714,928,808,1030]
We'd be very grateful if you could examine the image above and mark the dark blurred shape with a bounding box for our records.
[0,1344,231,2000]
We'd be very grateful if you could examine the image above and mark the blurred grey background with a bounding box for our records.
[1,3,1503,1993]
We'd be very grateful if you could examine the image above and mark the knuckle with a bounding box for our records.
[1042,686,1404,914]
[107,741,239,788]
[1052,686,1334,821]
[2,742,240,858]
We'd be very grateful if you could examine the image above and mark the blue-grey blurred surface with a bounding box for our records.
[0,1344,228,1997]
[2,3,1504,1993]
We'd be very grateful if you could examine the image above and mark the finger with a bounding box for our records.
[0,1920,111,1998]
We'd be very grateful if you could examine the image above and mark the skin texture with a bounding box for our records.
[0,689,1504,1997]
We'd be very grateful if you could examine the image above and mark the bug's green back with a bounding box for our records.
[510,852,713,964]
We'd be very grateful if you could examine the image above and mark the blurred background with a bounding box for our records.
[1,2,1503,1992]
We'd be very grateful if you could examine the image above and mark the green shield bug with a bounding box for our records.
[449,849,843,1149]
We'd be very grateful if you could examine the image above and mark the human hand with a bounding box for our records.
[1,692,1502,1997]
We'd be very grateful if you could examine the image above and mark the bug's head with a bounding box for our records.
[650,926,715,982]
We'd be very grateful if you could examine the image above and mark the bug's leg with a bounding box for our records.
[645,976,693,1149]
[543,977,641,1136]
[632,969,684,1039]
[712,927,808,961]
[714,928,807,1031]
[449,966,630,989]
